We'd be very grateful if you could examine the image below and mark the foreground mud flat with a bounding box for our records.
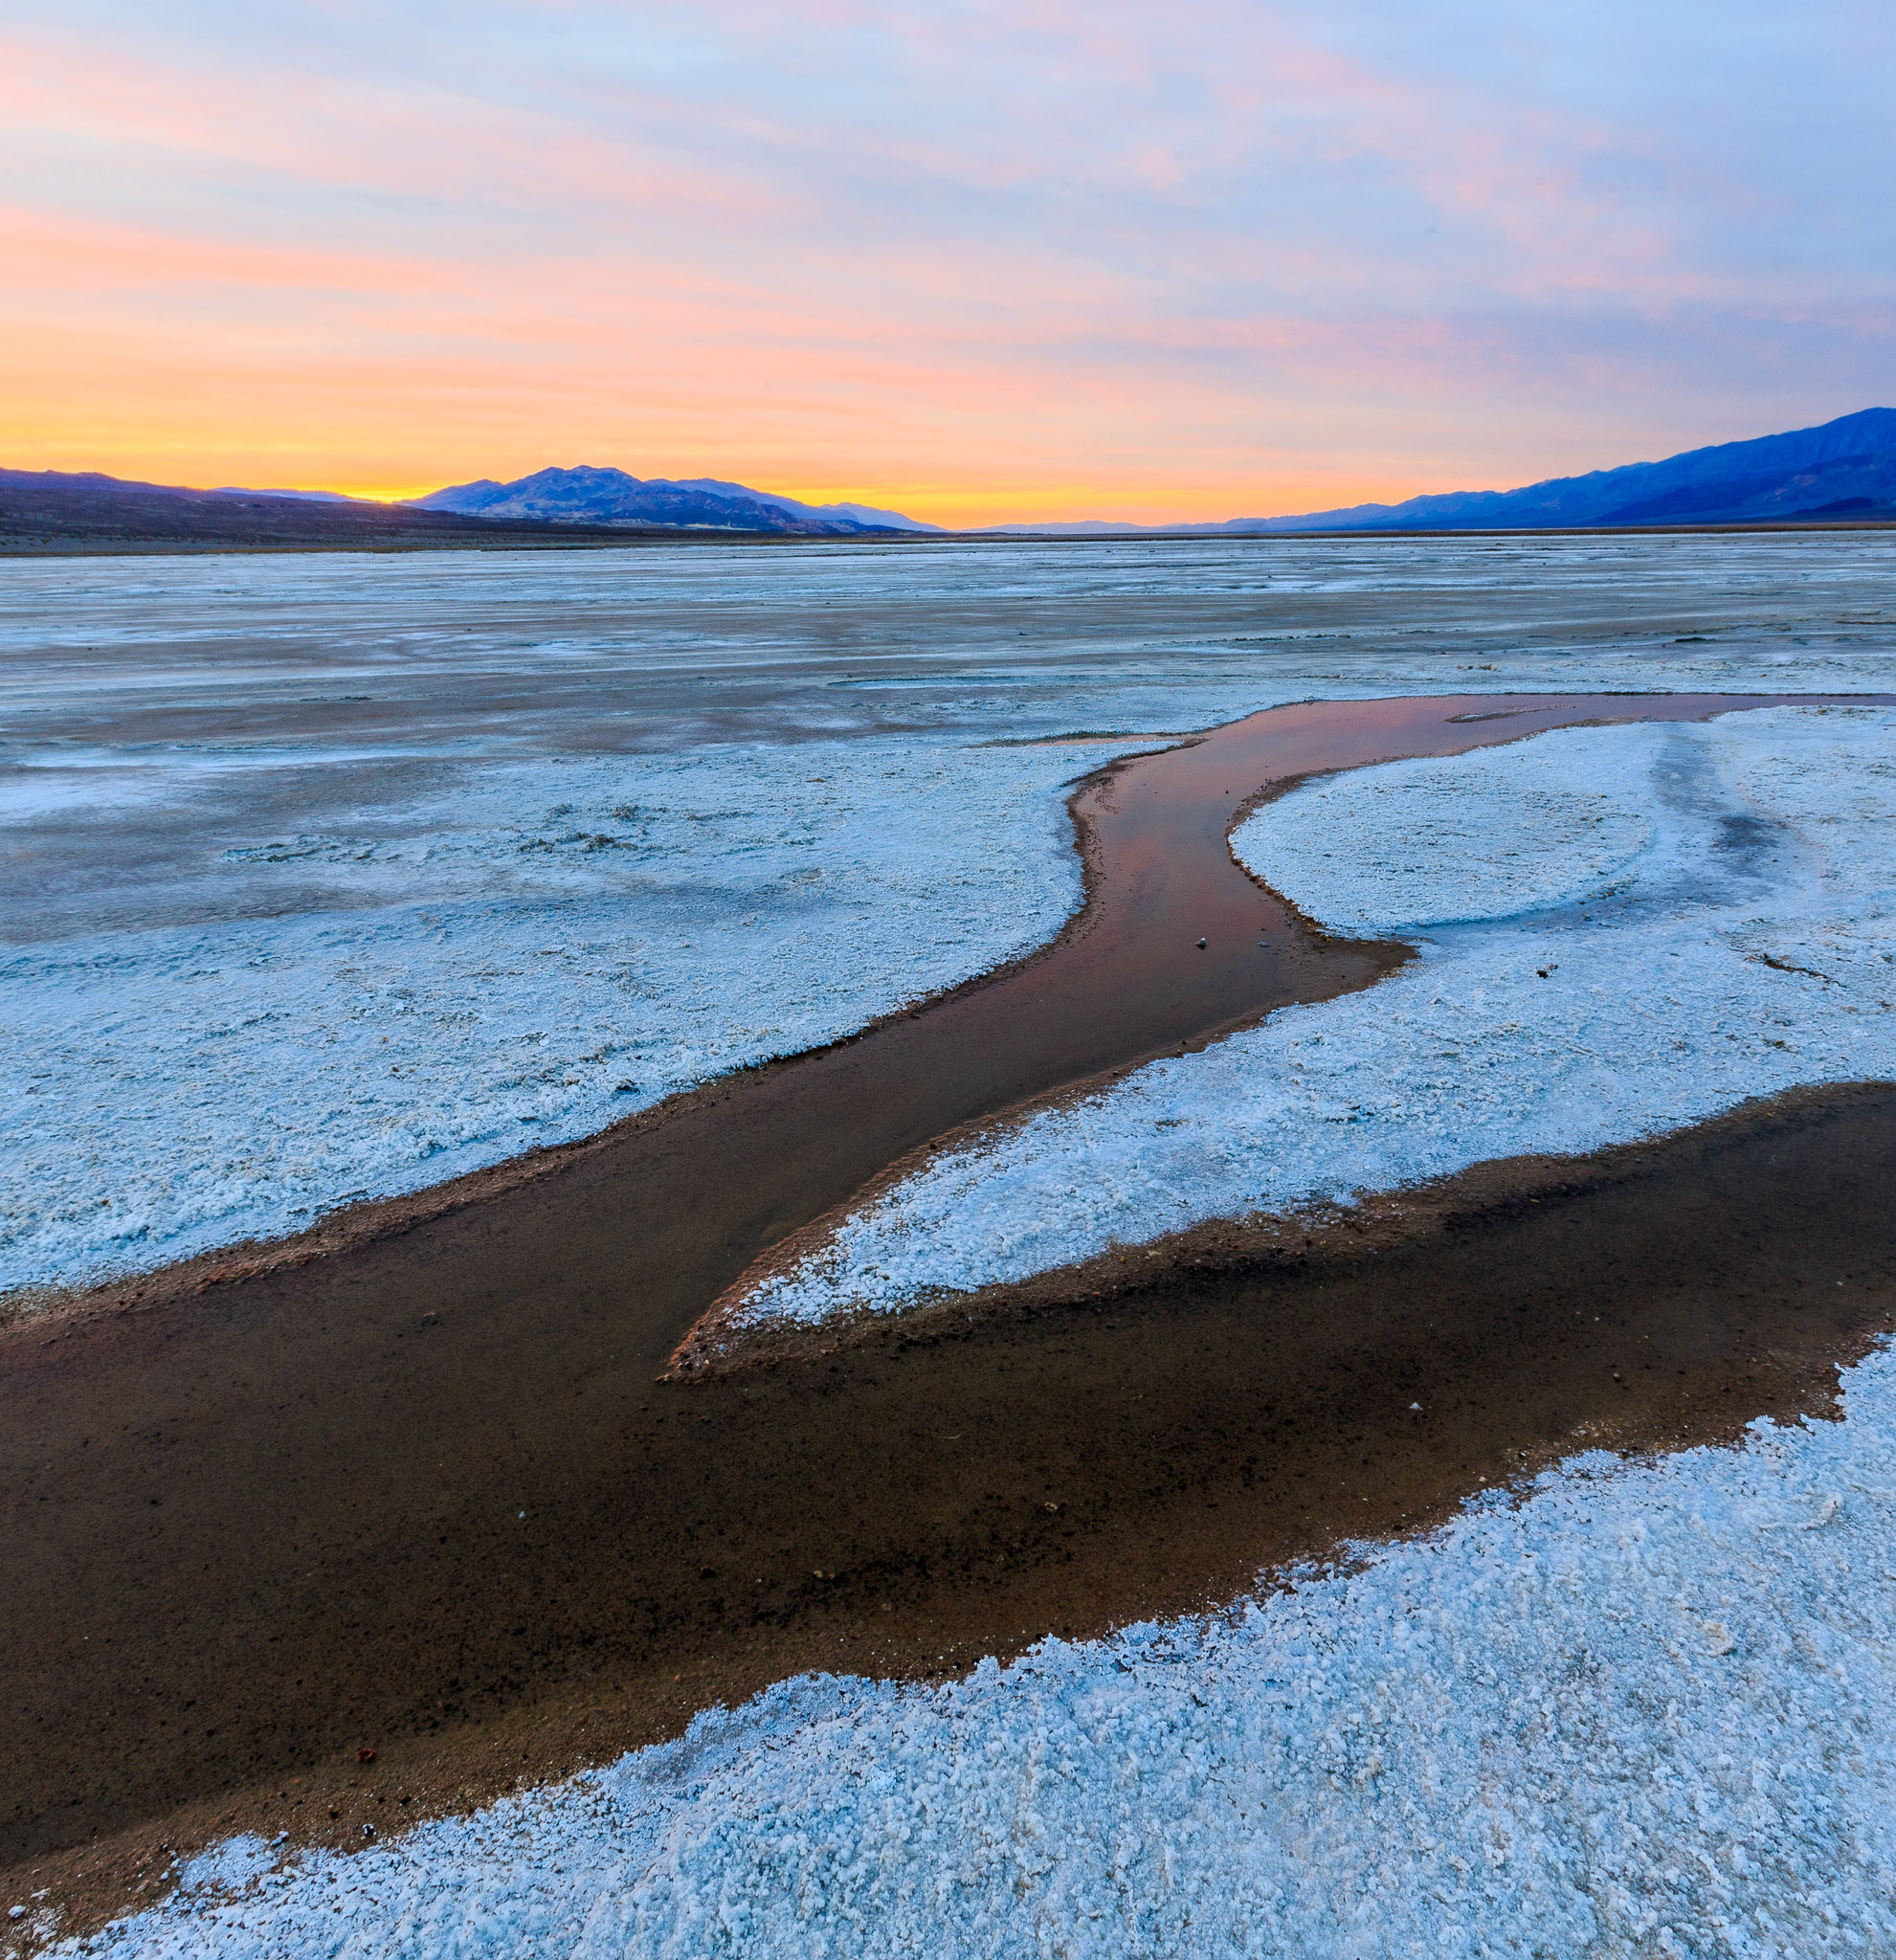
[15,1200,1896,1953]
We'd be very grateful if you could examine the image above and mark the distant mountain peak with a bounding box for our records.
[1252,406,1896,534]
[407,467,939,535]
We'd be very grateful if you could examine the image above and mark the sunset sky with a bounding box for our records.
[4,1,1891,525]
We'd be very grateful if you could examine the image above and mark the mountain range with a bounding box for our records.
[0,469,657,553]
[1005,407,1896,535]
[413,412,1895,536]
[4,410,1892,552]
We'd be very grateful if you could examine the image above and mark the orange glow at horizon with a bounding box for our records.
[316,485,443,505]
[0,262,1461,526]
[0,445,1449,530]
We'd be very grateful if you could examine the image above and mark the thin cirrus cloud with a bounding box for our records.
[2,0,1891,523]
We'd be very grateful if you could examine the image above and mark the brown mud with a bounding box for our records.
[5,692,1892,1946]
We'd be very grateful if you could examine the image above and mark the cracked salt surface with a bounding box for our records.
[55,1345,1896,1957]
[3,534,1892,1296]
[733,705,1896,1329]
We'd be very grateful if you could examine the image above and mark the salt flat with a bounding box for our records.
[4,534,1893,1297]
[9,535,1896,1959]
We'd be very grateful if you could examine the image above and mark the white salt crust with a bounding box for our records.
[732,706,1896,1331]
[38,1344,1896,1958]
[3,535,1892,1296]
[0,739,1125,1290]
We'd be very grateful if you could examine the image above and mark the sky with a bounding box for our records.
[2,1,1892,525]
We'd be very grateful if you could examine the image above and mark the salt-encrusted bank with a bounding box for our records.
[3,534,1892,1296]
[0,736,1133,1291]
[729,706,1896,1331]
[44,1344,1896,1958]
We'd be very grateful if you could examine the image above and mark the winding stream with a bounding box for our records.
[4,689,1886,1882]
